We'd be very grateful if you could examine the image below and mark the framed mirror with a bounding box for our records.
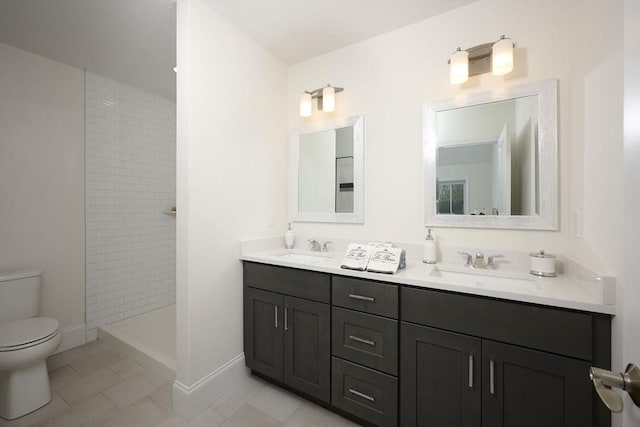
[424,79,558,230]
[290,115,364,223]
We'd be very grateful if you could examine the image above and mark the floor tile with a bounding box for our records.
[36,393,119,427]
[109,358,146,379]
[147,383,174,411]
[187,407,226,427]
[69,349,124,376]
[0,391,69,427]
[210,375,266,417]
[81,340,113,355]
[247,383,302,423]
[284,402,348,427]
[95,397,172,427]
[102,371,165,409]
[157,416,189,427]
[46,347,88,372]
[229,404,282,427]
[48,366,82,390]
[56,368,122,405]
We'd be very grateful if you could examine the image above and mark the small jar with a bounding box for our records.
[529,250,556,277]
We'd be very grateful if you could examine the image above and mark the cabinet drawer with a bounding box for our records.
[333,276,398,318]
[401,287,593,360]
[332,307,398,375]
[243,262,330,303]
[332,357,398,427]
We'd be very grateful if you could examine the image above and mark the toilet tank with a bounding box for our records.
[0,270,43,324]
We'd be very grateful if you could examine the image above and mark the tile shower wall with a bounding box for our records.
[85,72,176,340]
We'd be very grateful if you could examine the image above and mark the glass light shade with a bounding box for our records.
[322,86,335,112]
[449,49,469,85]
[492,37,514,76]
[299,92,312,117]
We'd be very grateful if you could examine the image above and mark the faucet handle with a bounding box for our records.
[458,251,473,267]
[308,239,321,251]
[487,254,504,269]
[321,241,332,252]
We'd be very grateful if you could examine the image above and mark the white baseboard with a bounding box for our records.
[173,353,249,420]
[54,323,87,354]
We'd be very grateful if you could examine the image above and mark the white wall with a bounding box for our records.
[0,43,85,337]
[287,0,622,269]
[175,0,287,410]
[85,72,176,341]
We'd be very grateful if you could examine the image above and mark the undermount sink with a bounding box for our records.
[276,251,333,264]
[430,267,535,287]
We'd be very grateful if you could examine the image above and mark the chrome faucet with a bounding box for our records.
[308,239,321,251]
[459,251,505,269]
[321,241,332,252]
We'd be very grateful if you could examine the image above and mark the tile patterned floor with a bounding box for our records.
[0,340,360,427]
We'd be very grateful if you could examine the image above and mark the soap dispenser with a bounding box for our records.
[284,222,295,249]
[423,229,437,264]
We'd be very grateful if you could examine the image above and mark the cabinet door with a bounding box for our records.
[482,340,592,427]
[283,295,331,402]
[400,322,481,427]
[244,287,283,381]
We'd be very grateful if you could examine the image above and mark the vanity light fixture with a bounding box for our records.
[448,35,515,84]
[299,84,343,117]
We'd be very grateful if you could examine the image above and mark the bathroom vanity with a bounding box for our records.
[241,248,613,427]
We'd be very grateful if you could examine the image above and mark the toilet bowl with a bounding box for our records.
[0,270,62,420]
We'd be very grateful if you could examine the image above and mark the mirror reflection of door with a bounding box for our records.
[435,95,538,216]
[298,126,354,214]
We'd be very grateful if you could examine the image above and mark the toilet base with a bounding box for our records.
[0,361,52,420]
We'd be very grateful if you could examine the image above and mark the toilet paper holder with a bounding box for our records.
[590,363,640,413]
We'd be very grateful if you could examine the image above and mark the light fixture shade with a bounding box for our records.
[449,49,469,85]
[299,92,312,117]
[322,86,335,112]
[492,37,513,76]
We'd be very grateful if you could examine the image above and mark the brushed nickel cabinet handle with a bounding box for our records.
[348,294,375,302]
[348,388,375,402]
[469,354,474,388]
[490,359,495,395]
[274,306,278,329]
[284,307,288,331]
[348,335,376,346]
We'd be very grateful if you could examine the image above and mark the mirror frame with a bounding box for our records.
[290,115,364,223]
[423,79,558,230]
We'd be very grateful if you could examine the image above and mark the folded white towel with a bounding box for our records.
[366,247,403,274]
[341,244,372,271]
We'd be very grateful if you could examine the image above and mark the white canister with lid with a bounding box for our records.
[529,250,556,277]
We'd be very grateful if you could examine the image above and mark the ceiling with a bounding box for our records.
[0,0,475,100]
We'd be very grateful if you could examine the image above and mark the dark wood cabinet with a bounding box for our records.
[400,322,481,427]
[243,262,611,427]
[400,286,611,427]
[283,295,331,401]
[243,263,331,403]
[482,340,592,427]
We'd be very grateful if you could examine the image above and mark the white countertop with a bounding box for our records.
[240,242,616,315]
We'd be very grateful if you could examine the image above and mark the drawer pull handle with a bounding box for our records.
[348,388,375,402]
[490,359,495,395]
[348,294,375,302]
[348,335,376,346]
[468,354,474,388]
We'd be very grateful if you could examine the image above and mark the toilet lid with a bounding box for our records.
[0,317,59,350]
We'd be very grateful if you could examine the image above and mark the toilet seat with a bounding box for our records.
[0,317,60,352]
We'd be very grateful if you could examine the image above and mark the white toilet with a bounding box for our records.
[0,270,61,420]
